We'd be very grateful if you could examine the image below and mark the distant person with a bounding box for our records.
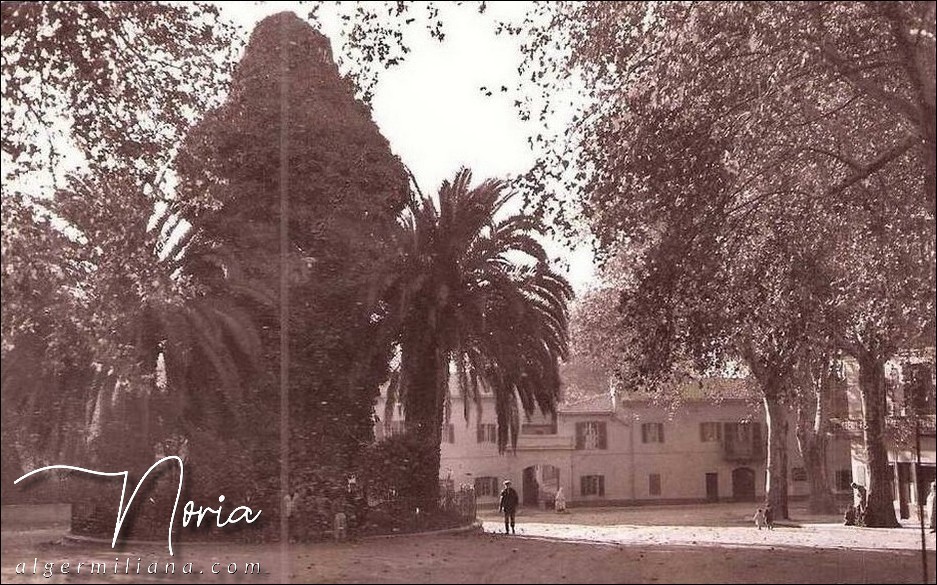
[926,480,936,534]
[333,509,348,541]
[499,479,519,535]
[843,503,856,526]
[851,482,868,524]
[283,491,298,518]
[554,487,567,513]
[753,508,766,530]
[764,504,775,530]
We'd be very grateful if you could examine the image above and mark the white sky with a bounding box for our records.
[3,2,596,293]
[219,2,598,293]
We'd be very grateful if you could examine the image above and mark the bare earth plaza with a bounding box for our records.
[2,2,935,584]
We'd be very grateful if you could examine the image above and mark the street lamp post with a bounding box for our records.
[914,418,928,585]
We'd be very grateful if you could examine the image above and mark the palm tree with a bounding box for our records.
[384,168,573,502]
[1,175,268,475]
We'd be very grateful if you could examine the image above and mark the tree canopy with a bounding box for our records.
[513,1,935,525]
[176,11,411,512]
[384,168,572,503]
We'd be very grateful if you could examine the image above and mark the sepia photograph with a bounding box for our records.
[1,1,935,583]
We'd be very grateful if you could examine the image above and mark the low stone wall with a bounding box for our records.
[1,504,71,530]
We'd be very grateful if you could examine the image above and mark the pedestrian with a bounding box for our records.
[851,482,868,525]
[333,510,347,541]
[926,480,936,534]
[554,486,567,513]
[753,508,766,530]
[764,504,775,530]
[499,479,519,535]
[843,503,856,526]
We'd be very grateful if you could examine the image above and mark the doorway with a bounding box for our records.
[897,463,911,519]
[705,472,719,501]
[732,467,756,501]
[522,465,561,506]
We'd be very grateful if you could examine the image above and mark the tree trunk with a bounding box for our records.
[798,430,836,514]
[763,393,791,519]
[856,352,900,527]
[794,371,837,514]
[401,329,445,511]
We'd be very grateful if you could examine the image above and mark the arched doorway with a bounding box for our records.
[522,465,561,506]
[732,467,756,501]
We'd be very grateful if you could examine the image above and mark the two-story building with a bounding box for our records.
[834,351,936,522]
[376,364,855,508]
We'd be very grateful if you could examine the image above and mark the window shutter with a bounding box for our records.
[724,423,736,450]
[659,423,665,443]
[580,475,587,496]
[598,476,605,496]
[752,422,763,457]
[598,423,608,449]
[716,422,722,442]
[575,422,585,449]
[641,424,648,443]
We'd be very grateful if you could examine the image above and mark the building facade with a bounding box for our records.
[376,367,855,508]
[834,352,936,522]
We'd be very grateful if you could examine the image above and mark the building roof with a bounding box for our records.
[558,392,615,414]
[675,377,758,401]
[559,360,611,400]
[559,359,757,410]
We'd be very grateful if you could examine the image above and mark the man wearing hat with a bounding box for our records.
[498,479,519,534]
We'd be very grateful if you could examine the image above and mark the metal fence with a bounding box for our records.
[355,485,476,536]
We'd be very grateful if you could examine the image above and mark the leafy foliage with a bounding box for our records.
[2,1,246,474]
[175,12,411,515]
[511,1,935,524]
[381,169,572,503]
[387,169,573,447]
[2,1,237,189]
[513,2,935,232]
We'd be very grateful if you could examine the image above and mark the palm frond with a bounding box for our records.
[387,168,573,453]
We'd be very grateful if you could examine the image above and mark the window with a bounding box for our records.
[885,373,901,416]
[829,373,849,417]
[522,423,557,435]
[649,473,662,496]
[723,421,763,459]
[441,423,455,444]
[904,363,936,416]
[474,476,499,497]
[580,475,605,497]
[700,422,722,443]
[575,421,608,449]
[791,467,807,482]
[835,469,853,492]
[476,423,497,444]
[641,422,665,444]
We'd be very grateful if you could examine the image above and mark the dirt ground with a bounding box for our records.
[2,503,934,583]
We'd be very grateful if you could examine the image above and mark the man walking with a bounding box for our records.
[499,479,519,535]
